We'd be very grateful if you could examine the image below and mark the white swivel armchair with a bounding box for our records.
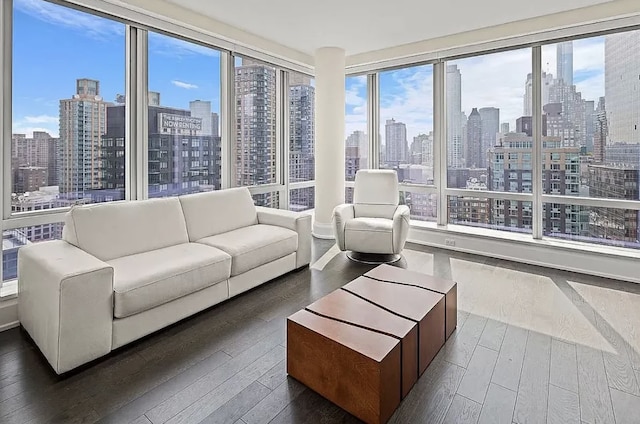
[333,170,410,263]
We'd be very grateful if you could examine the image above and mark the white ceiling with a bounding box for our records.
[163,0,613,56]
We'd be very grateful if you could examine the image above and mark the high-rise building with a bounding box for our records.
[59,78,110,199]
[466,108,482,168]
[384,118,408,165]
[289,79,315,210]
[11,131,58,192]
[416,132,434,167]
[605,31,640,146]
[488,134,581,233]
[345,130,368,182]
[524,72,553,115]
[479,107,500,168]
[101,103,222,199]
[211,112,219,138]
[235,59,277,206]
[189,100,213,136]
[516,115,548,137]
[594,97,608,163]
[501,123,510,134]
[589,164,639,243]
[447,65,463,168]
[557,41,574,86]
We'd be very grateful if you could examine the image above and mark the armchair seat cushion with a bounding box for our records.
[344,217,395,254]
[197,224,298,276]
[110,243,231,318]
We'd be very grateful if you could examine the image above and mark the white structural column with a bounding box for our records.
[313,47,345,238]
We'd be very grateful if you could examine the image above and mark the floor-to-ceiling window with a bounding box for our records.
[446,48,533,233]
[345,75,368,203]
[147,32,222,198]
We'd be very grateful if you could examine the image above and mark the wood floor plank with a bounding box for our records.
[478,383,516,424]
[95,350,232,424]
[550,339,578,393]
[492,326,528,391]
[576,344,616,424]
[547,384,580,424]
[389,358,465,423]
[478,319,507,352]
[594,315,640,396]
[457,345,499,403]
[610,387,640,424]
[256,359,286,390]
[442,394,482,424]
[513,331,551,424]
[241,379,306,424]
[198,381,271,424]
[442,313,487,368]
[145,331,283,424]
[130,416,152,424]
[162,345,285,424]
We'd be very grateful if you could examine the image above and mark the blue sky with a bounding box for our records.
[12,0,221,138]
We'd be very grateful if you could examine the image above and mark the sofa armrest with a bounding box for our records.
[256,206,312,268]
[392,205,411,254]
[332,204,355,251]
[18,240,114,374]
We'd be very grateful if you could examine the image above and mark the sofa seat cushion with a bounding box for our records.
[110,243,231,318]
[197,224,298,276]
[344,217,394,254]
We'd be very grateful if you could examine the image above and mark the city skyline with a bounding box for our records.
[12,0,222,139]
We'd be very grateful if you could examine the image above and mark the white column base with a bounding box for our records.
[312,219,335,239]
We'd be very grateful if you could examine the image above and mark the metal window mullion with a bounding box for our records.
[279,69,290,210]
[126,27,148,200]
[532,46,543,239]
[1,0,12,222]
[368,73,379,170]
[434,61,447,226]
[220,52,234,189]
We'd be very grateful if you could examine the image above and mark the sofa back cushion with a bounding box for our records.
[179,187,258,241]
[62,197,189,261]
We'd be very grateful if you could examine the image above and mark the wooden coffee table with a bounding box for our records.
[286,266,457,424]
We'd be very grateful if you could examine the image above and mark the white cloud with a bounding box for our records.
[149,33,220,58]
[14,0,122,39]
[171,80,199,90]
[23,115,58,124]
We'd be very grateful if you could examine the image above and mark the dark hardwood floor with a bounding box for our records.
[1,238,640,424]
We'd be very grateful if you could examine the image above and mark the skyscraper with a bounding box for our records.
[557,41,574,86]
[289,78,315,210]
[605,31,640,145]
[479,107,500,168]
[189,100,213,136]
[593,97,608,163]
[524,72,553,115]
[384,118,408,165]
[466,108,482,168]
[501,123,510,134]
[235,59,277,207]
[446,65,463,168]
[59,78,110,198]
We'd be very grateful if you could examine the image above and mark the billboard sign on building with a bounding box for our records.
[158,113,202,134]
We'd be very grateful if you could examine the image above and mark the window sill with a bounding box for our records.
[0,281,17,299]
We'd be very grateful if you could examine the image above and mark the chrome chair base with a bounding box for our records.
[346,251,402,264]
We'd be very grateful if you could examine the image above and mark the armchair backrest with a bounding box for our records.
[353,170,399,219]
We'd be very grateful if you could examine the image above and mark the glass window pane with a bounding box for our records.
[401,191,437,222]
[447,49,531,190]
[3,223,64,283]
[345,76,368,186]
[234,56,278,194]
[380,65,434,185]
[12,1,125,205]
[252,191,280,208]
[448,196,533,234]
[290,187,314,211]
[288,72,315,210]
[147,33,222,197]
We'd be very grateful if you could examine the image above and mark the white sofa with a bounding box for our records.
[18,187,311,374]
